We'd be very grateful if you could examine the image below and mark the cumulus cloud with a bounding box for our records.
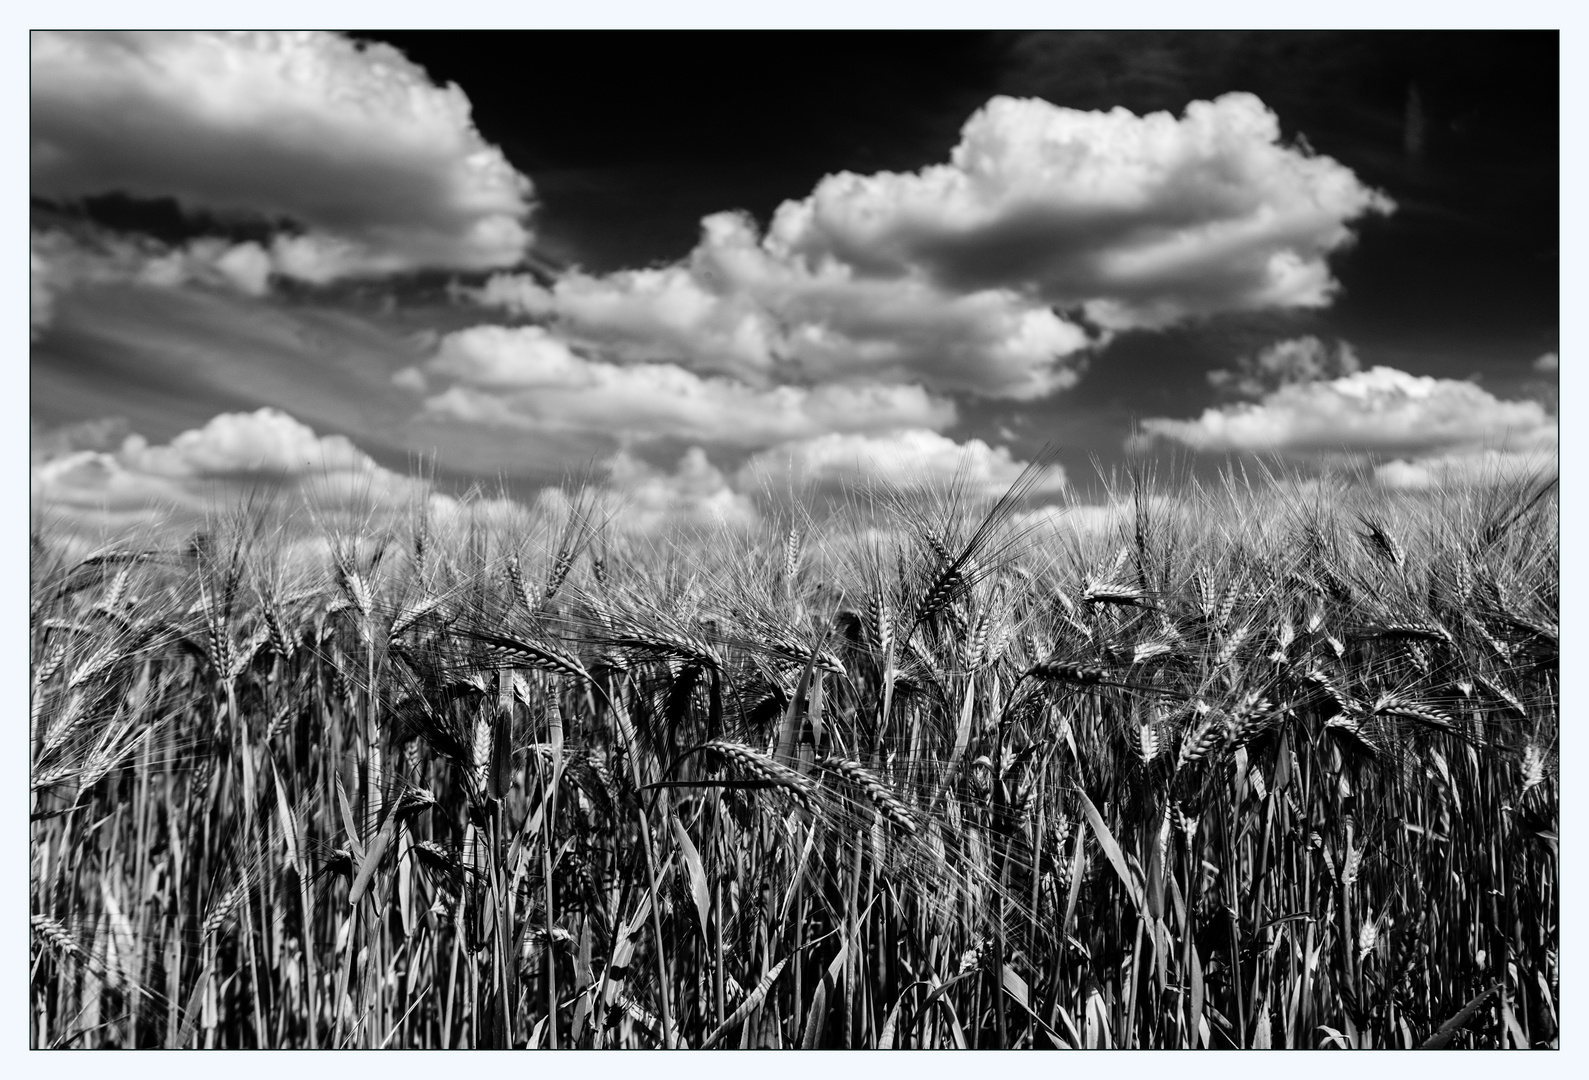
[472,273,556,318]
[738,429,1067,497]
[1534,351,1558,373]
[402,325,955,448]
[32,408,432,533]
[766,92,1392,331]
[475,211,1090,400]
[475,261,778,380]
[1208,335,1360,399]
[32,31,533,278]
[125,408,377,478]
[1138,365,1556,458]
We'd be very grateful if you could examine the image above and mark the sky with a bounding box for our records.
[29,29,1560,540]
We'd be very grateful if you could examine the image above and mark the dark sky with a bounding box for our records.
[367,32,1555,271]
[364,30,1557,355]
[360,33,1015,269]
[30,31,1559,530]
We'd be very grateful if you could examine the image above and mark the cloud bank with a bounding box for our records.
[33,407,1071,545]
[32,31,533,278]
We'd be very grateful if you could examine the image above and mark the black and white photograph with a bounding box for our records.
[28,24,1560,1050]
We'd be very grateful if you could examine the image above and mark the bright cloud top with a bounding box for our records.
[767,92,1393,330]
[403,325,956,448]
[32,31,533,278]
[1140,365,1557,458]
[739,429,1067,496]
[128,408,374,478]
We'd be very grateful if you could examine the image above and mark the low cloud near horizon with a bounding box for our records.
[33,408,435,537]
[30,409,1072,542]
[737,429,1069,498]
[1138,337,1557,488]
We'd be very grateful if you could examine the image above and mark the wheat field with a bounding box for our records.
[28,464,1558,1048]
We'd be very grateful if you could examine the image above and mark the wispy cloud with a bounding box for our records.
[30,278,431,463]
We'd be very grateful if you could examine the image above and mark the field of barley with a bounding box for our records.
[28,464,1559,1049]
